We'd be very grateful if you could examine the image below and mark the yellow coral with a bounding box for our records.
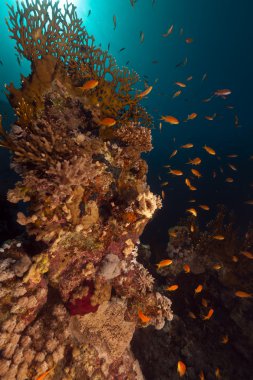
[23,253,49,284]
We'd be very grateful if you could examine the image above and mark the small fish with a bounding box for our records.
[108,42,110,51]
[215,368,221,379]
[213,263,222,270]
[0,59,3,66]
[161,190,165,199]
[244,200,253,205]
[221,335,229,344]
[213,171,217,179]
[187,208,197,217]
[232,255,239,262]
[170,169,183,176]
[138,309,151,323]
[195,284,203,294]
[228,163,237,171]
[199,204,210,211]
[181,143,194,149]
[172,90,182,98]
[130,0,137,6]
[119,47,126,52]
[202,96,213,103]
[215,88,232,97]
[99,117,116,127]
[88,9,91,17]
[202,73,207,81]
[175,81,186,88]
[162,24,174,37]
[36,369,53,380]
[227,154,238,158]
[166,284,179,291]
[201,298,208,307]
[176,57,188,68]
[185,178,194,189]
[187,76,193,81]
[225,177,234,183]
[187,157,201,165]
[203,145,216,155]
[183,264,190,273]
[212,235,225,240]
[179,27,184,35]
[137,86,153,98]
[78,79,99,91]
[177,361,186,377]
[186,112,197,120]
[235,290,252,298]
[161,181,169,186]
[113,15,117,30]
[161,115,180,124]
[169,149,178,159]
[203,309,214,321]
[191,169,202,178]
[156,259,173,269]
[152,60,159,64]
[140,31,145,43]
[240,251,253,259]
[185,37,193,43]
[169,230,177,238]
[189,199,196,203]
[190,224,195,232]
[199,370,205,380]
[159,122,162,131]
[188,311,197,319]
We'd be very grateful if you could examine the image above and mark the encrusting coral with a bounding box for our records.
[0,1,172,379]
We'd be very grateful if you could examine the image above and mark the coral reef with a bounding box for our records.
[0,1,172,378]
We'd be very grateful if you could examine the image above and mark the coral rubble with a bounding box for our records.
[0,1,172,379]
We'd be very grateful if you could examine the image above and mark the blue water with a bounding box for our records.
[0,0,252,243]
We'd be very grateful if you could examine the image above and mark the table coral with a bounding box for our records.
[0,0,173,378]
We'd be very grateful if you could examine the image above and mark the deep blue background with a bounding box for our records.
[0,0,252,244]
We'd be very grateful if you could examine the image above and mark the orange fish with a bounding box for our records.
[169,149,178,159]
[187,157,201,165]
[205,114,216,121]
[202,308,214,320]
[195,284,203,294]
[137,85,153,98]
[244,200,253,205]
[78,79,99,91]
[221,335,229,344]
[172,90,182,98]
[191,168,202,178]
[156,259,173,269]
[161,115,180,124]
[232,255,239,262]
[161,190,165,199]
[169,169,183,176]
[214,88,232,96]
[99,117,116,127]
[175,81,186,88]
[227,154,238,158]
[181,143,194,149]
[186,208,197,217]
[187,76,193,81]
[190,224,195,233]
[225,177,234,183]
[215,368,221,379]
[199,204,210,211]
[185,37,193,43]
[187,112,198,120]
[203,145,216,155]
[169,230,177,238]
[240,251,253,259]
[235,291,252,298]
[177,361,187,377]
[201,298,208,307]
[213,263,222,270]
[138,309,151,323]
[199,370,205,380]
[166,284,179,291]
[212,235,225,240]
[36,369,53,380]
[188,311,197,319]
[183,264,190,273]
